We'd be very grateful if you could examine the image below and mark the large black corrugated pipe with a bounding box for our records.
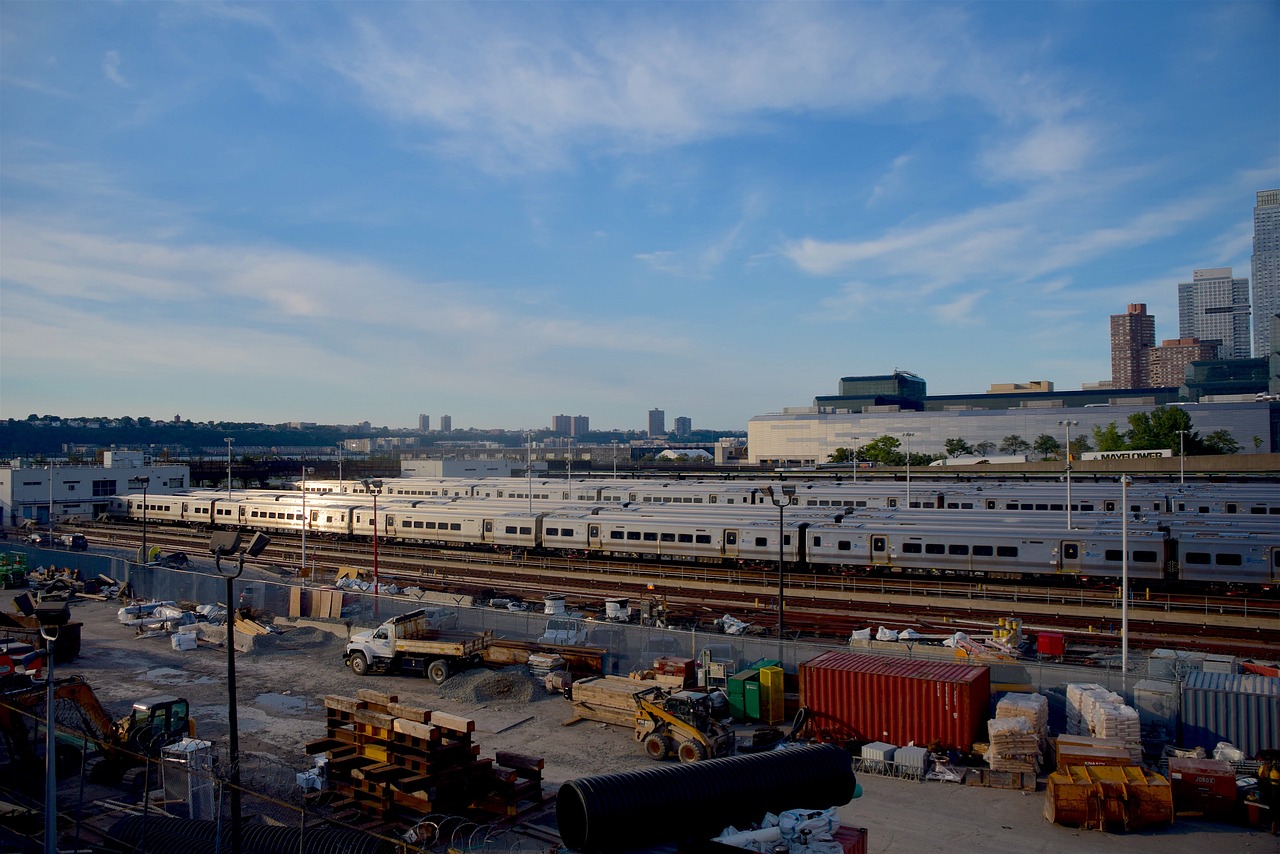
[556,743,857,853]
[106,816,398,854]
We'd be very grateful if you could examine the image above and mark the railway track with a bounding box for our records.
[83,522,1280,658]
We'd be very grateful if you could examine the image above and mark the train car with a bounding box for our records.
[1165,522,1280,587]
[540,508,808,564]
[805,520,1170,581]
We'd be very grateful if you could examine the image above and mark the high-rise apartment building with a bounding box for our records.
[1179,267,1251,360]
[551,414,571,434]
[439,415,452,433]
[648,408,665,437]
[1254,189,1280,359]
[673,416,692,437]
[418,414,430,432]
[1148,338,1219,387]
[570,416,589,436]
[1110,304,1156,388]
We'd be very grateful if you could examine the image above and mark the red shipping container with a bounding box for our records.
[800,651,990,752]
[1167,757,1238,818]
[652,657,696,678]
[1037,631,1065,658]
[830,825,868,854]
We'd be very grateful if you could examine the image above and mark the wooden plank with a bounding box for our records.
[387,702,431,723]
[494,751,544,772]
[324,695,367,714]
[356,689,399,707]
[352,709,396,730]
[568,701,638,728]
[303,737,346,756]
[428,710,475,735]
[392,718,437,741]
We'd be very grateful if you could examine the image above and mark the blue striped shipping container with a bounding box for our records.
[1180,672,1280,759]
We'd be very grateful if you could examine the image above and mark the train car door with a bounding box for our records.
[870,534,891,566]
[181,501,189,523]
[1271,545,1279,583]
[723,529,739,559]
[482,519,495,545]
[1058,540,1084,574]
[588,523,602,551]
[385,514,396,540]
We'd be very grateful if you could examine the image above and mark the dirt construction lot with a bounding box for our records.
[40,597,1276,854]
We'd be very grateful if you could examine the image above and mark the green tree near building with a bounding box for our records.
[1093,422,1126,452]
[1203,430,1241,454]
[1126,406,1197,452]
[974,440,996,457]
[999,435,1032,456]
[944,438,974,458]
[859,435,904,466]
[1032,434,1062,460]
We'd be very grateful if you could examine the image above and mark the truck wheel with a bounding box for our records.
[676,740,707,763]
[643,734,670,760]
[427,659,450,685]
[349,652,370,677]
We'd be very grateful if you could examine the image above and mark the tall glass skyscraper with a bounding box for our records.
[1178,267,1251,360]
[1253,189,1280,359]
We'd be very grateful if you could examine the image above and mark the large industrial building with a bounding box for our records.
[1254,189,1279,359]
[0,451,189,528]
[747,371,1277,467]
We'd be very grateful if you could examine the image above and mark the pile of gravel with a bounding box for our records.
[438,666,540,706]
[250,626,344,654]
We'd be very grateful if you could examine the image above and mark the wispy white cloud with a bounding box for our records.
[102,50,128,87]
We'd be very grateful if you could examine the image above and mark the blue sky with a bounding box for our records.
[2,2,1276,432]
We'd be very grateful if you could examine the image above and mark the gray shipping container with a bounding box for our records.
[1133,679,1178,737]
[1180,672,1280,758]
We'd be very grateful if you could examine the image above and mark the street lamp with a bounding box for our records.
[1120,475,1132,684]
[361,479,383,618]
[224,438,234,499]
[35,601,69,854]
[526,432,533,514]
[760,484,796,645]
[1176,430,1188,485]
[301,465,314,576]
[902,433,916,508]
[567,437,573,498]
[612,439,618,479]
[47,464,54,547]
[337,443,345,491]
[850,437,861,483]
[1058,420,1078,530]
[209,530,270,854]
[130,477,151,563]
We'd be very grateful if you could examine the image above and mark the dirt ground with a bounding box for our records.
[41,597,1275,854]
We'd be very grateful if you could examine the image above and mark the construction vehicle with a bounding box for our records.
[344,608,493,684]
[634,685,736,763]
[0,553,28,589]
[0,675,192,784]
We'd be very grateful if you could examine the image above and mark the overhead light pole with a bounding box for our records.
[850,437,861,483]
[224,437,234,499]
[612,439,618,480]
[210,531,270,854]
[1176,430,1188,485]
[130,476,151,563]
[35,601,69,854]
[361,479,383,618]
[301,465,314,577]
[47,464,54,546]
[1120,475,1131,684]
[1058,420,1078,530]
[761,484,796,647]
[902,432,916,508]
[567,437,573,498]
[337,443,344,491]
[526,432,533,514]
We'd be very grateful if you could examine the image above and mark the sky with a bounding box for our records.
[1,2,1277,433]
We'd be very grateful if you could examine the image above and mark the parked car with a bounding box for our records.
[59,533,88,551]
[155,552,190,568]
[26,532,53,547]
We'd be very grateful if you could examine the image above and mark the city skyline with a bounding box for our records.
[2,3,1277,431]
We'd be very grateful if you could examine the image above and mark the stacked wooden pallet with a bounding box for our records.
[565,675,651,727]
[304,689,546,825]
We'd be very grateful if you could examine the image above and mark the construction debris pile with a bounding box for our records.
[303,689,546,829]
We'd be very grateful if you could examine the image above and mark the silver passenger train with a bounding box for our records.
[108,478,1280,589]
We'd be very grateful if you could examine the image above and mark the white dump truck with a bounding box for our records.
[344,608,492,684]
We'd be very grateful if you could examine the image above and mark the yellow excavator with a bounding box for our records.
[0,674,192,785]
[634,685,736,763]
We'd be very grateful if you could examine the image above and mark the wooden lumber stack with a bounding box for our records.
[565,675,650,727]
[304,689,546,825]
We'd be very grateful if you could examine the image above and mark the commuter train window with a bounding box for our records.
[1104,549,1122,562]
[449,523,461,531]
[610,531,625,540]
[725,532,737,545]
[1048,504,1063,512]
[1062,543,1079,560]
[1079,504,1095,512]
[504,526,518,534]
[562,528,575,537]
[755,537,768,547]
[519,527,532,535]
[872,537,886,552]
[996,546,1019,558]
[837,540,851,551]
[925,543,945,555]
[1196,506,1210,514]
[1215,553,1243,566]
[627,531,641,541]
[678,534,693,543]
[1251,507,1268,514]
[812,536,822,547]
[1184,552,1211,565]
[589,525,599,538]
[643,532,658,542]
[887,499,897,509]
[695,534,711,544]
[1035,504,1049,511]
[949,545,970,556]
[1133,550,1158,563]
[902,543,922,554]
[546,528,559,536]
[401,520,412,528]
[661,533,676,542]
[973,545,994,557]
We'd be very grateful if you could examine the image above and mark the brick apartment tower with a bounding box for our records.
[1111,304,1156,388]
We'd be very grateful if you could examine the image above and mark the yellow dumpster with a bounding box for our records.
[1044,765,1173,832]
